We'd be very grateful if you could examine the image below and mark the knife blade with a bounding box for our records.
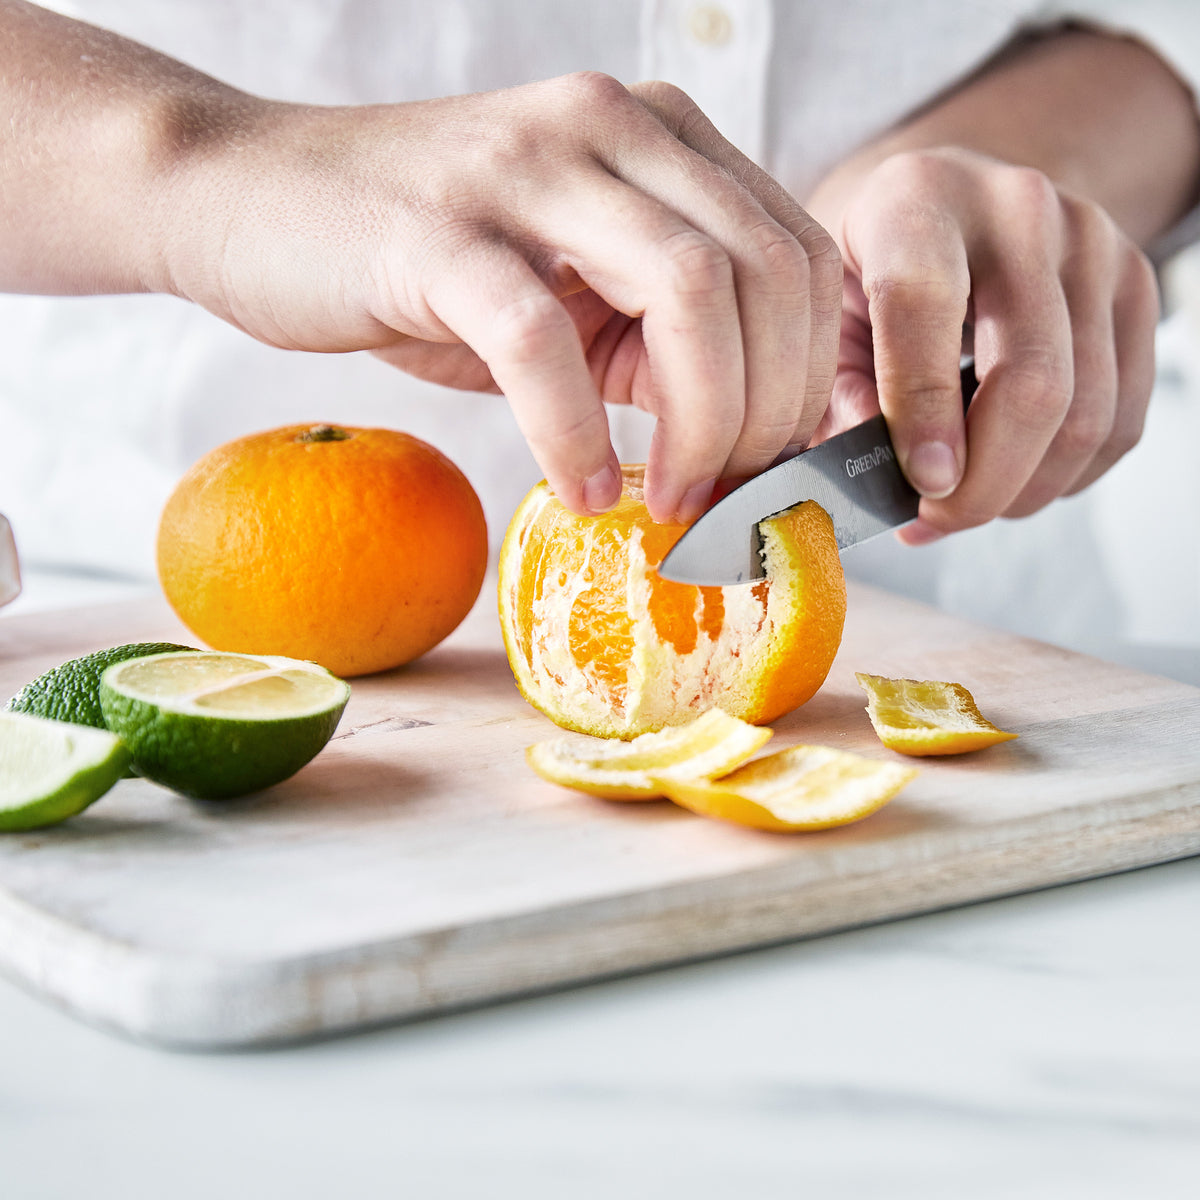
[657,414,919,585]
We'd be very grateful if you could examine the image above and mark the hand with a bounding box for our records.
[159,73,842,523]
[807,146,1160,543]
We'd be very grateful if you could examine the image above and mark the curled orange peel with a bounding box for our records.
[856,672,1018,757]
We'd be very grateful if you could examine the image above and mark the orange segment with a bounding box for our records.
[855,673,1018,757]
[526,708,773,801]
[657,744,917,832]
[498,466,846,739]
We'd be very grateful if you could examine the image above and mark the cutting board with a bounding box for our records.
[1,582,1198,1048]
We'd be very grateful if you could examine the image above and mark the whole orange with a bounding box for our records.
[498,465,846,738]
[157,424,488,677]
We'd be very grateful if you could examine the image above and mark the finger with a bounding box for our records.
[1063,243,1159,495]
[841,174,971,501]
[531,166,748,522]
[370,339,500,394]
[902,173,1076,540]
[910,284,1074,539]
[1003,203,1122,517]
[810,273,881,445]
[623,82,842,480]
[423,240,622,516]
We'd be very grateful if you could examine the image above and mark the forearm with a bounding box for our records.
[0,0,257,295]
[809,25,1200,247]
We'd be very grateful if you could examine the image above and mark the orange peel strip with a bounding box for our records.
[855,672,1018,757]
[655,744,917,832]
[525,708,772,801]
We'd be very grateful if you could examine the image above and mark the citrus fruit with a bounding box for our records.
[656,744,918,832]
[157,424,488,677]
[0,711,130,831]
[526,708,773,800]
[498,466,846,739]
[855,672,1018,756]
[7,642,195,729]
[98,651,350,800]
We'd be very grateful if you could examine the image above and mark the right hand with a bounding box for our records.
[806,147,1159,541]
[158,73,842,523]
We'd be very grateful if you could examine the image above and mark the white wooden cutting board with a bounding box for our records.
[1,582,1198,1048]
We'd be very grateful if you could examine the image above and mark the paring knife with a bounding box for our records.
[657,414,918,586]
[659,361,978,586]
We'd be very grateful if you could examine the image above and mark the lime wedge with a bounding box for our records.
[7,641,195,729]
[0,711,130,831]
[98,652,350,800]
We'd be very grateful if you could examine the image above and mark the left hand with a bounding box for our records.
[807,146,1160,543]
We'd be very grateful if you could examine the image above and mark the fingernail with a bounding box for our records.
[906,441,960,499]
[898,517,945,546]
[676,478,716,525]
[582,464,621,514]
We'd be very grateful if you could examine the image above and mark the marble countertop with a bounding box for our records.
[1,574,1198,1197]
[0,859,1196,1199]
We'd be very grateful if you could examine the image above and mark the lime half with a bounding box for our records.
[0,711,130,831]
[7,641,195,729]
[99,652,351,800]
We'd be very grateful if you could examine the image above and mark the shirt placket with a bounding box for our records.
[638,0,773,163]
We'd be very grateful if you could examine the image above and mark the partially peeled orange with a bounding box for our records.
[498,466,846,739]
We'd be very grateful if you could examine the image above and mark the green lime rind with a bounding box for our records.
[98,653,350,801]
[0,712,130,832]
[6,642,197,729]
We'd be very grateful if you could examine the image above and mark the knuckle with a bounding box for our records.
[487,292,573,366]
[659,230,734,297]
[1054,403,1114,461]
[1064,193,1117,248]
[797,224,844,301]
[999,351,1075,426]
[867,272,968,321]
[735,394,805,460]
[487,72,630,167]
[873,148,947,193]
[553,70,630,114]
[538,400,609,448]
[889,379,966,416]
[730,422,796,470]
[745,221,812,291]
[996,164,1061,225]
[630,78,696,122]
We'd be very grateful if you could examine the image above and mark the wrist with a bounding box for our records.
[144,87,282,303]
[0,0,272,298]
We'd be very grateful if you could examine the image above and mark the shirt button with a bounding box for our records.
[687,4,734,46]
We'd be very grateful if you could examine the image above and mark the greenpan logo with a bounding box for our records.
[845,444,895,478]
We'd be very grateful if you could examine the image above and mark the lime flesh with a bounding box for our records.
[99,652,350,800]
[0,711,130,831]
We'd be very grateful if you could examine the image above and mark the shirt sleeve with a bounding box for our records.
[1032,1,1200,263]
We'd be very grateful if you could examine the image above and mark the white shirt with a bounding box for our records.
[3,0,1199,672]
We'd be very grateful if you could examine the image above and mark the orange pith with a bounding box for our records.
[855,673,1018,756]
[656,743,918,832]
[157,424,488,677]
[498,466,846,739]
[526,708,774,800]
